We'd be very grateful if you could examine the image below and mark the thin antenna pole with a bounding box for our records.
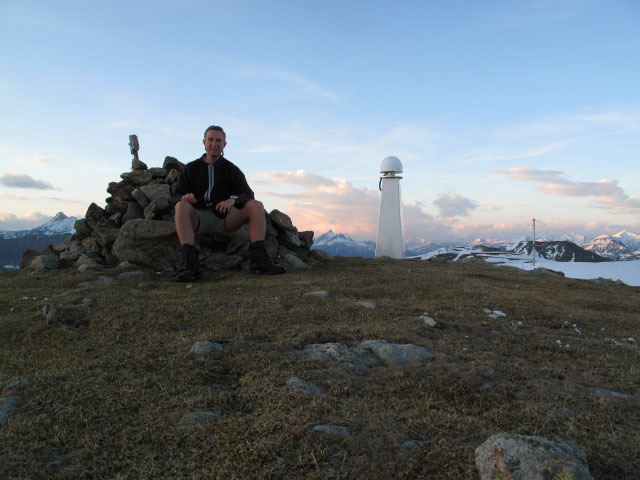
[532,218,536,267]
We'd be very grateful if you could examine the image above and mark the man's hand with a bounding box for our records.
[182,193,196,204]
[216,198,236,215]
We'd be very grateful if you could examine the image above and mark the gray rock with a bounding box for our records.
[31,255,60,270]
[122,202,145,223]
[305,290,329,298]
[283,252,308,268]
[309,249,334,262]
[475,433,593,480]
[312,425,350,438]
[60,250,82,261]
[182,411,222,425]
[73,218,92,239]
[477,366,496,377]
[163,156,184,171]
[420,314,438,327]
[78,276,116,287]
[75,253,100,267]
[286,377,326,396]
[120,170,153,185]
[268,209,296,231]
[0,395,21,428]
[279,229,302,249]
[401,440,421,450]
[78,263,103,273]
[191,341,223,355]
[111,219,178,271]
[46,460,63,470]
[106,182,136,202]
[357,301,376,310]
[131,157,147,170]
[589,387,632,400]
[131,189,150,208]
[297,343,381,373]
[147,167,167,178]
[144,199,171,220]
[4,378,31,392]
[165,168,180,185]
[85,202,117,230]
[140,184,171,204]
[116,270,144,282]
[553,407,576,419]
[357,340,432,367]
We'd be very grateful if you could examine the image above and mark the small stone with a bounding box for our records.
[4,378,31,392]
[46,460,63,470]
[43,304,58,323]
[286,377,326,396]
[589,387,632,400]
[0,395,21,428]
[78,263,103,273]
[132,158,148,171]
[182,411,221,426]
[401,440,420,450]
[131,188,150,208]
[116,271,144,282]
[357,301,376,310]
[190,341,223,355]
[283,252,308,268]
[553,407,576,419]
[137,282,150,289]
[305,290,329,298]
[312,425,350,438]
[358,340,432,367]
[420,314,438,327]
[476,366,496,377]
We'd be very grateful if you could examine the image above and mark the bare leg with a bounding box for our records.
[224,200,266,242]
[174,200,199,245]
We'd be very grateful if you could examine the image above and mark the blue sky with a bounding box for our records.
[1,0,639,242]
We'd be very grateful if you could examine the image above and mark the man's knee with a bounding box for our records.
[175,200,194,217]
[246,199,264,214]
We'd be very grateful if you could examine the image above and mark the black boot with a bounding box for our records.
[249,241,285,275]
[175,244,200,282]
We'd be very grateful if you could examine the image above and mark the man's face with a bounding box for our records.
[203,130,226,159]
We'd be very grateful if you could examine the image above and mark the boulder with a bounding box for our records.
[120,170,153,185]
[111,219,178,271]
[147,167,167,178]
[73,219,92,239]
[163,156,184,171]
[122,202,144,223]
[131,158,147,170]
[104,200,131,216]
[131,189,150,208]
[20,249,40,269]
[85,203,117,230]
[357,340,432,367]
[106,182,136,202]
[30,255,60,270]
[93,227,120,250]
[140,184,171,204]
[144,199,172,220]
[475,433,593,480]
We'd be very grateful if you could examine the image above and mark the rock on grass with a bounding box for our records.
[475,433,593,480]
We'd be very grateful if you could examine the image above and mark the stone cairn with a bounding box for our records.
[25,156,328,272]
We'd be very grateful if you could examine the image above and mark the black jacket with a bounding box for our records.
[172,155,254,218]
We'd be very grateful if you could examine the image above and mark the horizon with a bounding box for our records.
[1,1,639,242]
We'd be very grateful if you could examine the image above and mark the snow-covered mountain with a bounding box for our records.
[513,241,608,262]
[312,230,376,258]
[581,231,640,260]
[0,212,76,267]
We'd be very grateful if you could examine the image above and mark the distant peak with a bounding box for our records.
[46,212,68,223]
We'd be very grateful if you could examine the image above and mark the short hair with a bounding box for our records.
[204,125,226,140]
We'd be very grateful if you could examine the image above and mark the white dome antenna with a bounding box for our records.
[376,156,404,259]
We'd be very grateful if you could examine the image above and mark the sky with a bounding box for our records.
[1,0,639,243]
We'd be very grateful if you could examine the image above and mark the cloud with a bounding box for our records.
[491,167,640,214]
[257,170,379,239]
[30,154,53,164]
[0,173,57,190]
[0,193,27,201]
[0,211,51,230]
[433,193,478,218]
[42,196,84,204]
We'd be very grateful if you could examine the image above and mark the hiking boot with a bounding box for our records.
[249,241,286,275]
[175,244,200,282]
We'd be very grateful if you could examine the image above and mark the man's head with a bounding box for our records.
[204,125,226,141]
[203,125,227,162]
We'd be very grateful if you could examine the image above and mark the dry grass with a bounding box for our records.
[1,257,639,479]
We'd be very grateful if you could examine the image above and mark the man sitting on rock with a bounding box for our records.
[172,125,285,281]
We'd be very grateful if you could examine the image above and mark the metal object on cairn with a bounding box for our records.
[375,156,404,259]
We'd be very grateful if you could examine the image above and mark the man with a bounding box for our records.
[172,125,285,281]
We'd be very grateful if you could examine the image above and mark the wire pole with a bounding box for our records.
[532,218,536,267]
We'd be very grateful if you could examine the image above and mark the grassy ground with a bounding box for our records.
[1,257,639,479]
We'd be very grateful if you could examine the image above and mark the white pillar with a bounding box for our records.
[376,156,404,259]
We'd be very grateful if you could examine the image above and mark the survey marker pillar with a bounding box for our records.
[375,156,404,259]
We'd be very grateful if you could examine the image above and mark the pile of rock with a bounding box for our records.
[25,156,328,272]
